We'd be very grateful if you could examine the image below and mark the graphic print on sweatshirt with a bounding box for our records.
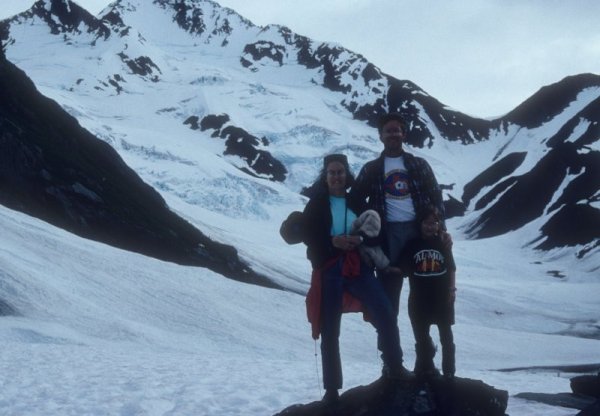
[413,249,447,277]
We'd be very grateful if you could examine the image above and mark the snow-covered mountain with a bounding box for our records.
[2,0,598,280]
[0,47,277,290]
[1,1,599,414]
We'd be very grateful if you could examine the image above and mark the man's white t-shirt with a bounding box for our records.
[384,156,416,222]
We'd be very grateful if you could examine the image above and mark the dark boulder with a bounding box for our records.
[512,367,600,415]
[571,373,600,398]
[275,376,508,416]
[577,400,600,416]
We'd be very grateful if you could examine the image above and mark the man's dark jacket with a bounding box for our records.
[348,151,445,255]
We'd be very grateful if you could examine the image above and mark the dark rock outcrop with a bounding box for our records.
[2,0,599,260]
[571,373,600,398]
[464,136,600,248]
[577,400,600,416]
[464,143,573,238]
[509,366,600,415]
[0,0,111,44]
[243,41,286,66]
[461,152,526,207]
[462,90,600,251]
[444,195,466,220]
[155,0,248,39]
[200,113,230,131]
[572,373,600,416]
[0,50,279,290]
[172,0,207,35]
[275,377,508,416]
[503,73,600,129]
[195,114,288,182]
[537,203,600,250]
[117,52,161,81]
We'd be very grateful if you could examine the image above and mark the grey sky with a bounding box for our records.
[3,0,599,117]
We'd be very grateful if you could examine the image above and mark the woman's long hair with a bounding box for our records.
[302,154,355,198]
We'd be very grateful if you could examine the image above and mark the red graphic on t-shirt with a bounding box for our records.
[384,170,410,198]
[413,249,445,276]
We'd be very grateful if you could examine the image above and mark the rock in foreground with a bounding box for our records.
[275,376,508,416]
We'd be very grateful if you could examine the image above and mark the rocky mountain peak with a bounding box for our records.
[503,73,600,129]
[28,0,110,40]
[1,0,598,269]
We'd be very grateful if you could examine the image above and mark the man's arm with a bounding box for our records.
[348,164,370,208]
[421,160,445,222]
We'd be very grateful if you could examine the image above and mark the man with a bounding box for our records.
[349,112,448,344]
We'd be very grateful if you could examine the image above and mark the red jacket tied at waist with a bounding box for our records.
[305,251,364,340]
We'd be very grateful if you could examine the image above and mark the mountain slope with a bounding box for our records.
[1,190,599,415]
[1,0,598,279]
[0,44,278,289]
[461,75,600,260]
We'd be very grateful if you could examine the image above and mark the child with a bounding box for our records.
[400,205,456,379]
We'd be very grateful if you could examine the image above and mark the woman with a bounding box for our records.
[302,153,410,404]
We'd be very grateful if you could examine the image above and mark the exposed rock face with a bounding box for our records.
[0,48,279,290]
[461,152,527,208]
[460,74,600,254]
[30,0,111,40]
[2,0,599,262]
[117,52,161,81]
[243,41,286,67]
[275,376,508,416]
[503,73,600,129]
[571,373,600,398]
[194,114,288,182]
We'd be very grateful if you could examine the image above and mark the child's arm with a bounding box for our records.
[448,269,456,304]
[441,230,453,250]
[446,245,457,304]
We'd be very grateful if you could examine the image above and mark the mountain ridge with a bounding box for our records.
[1,0,598,281]
[0,42,280,290]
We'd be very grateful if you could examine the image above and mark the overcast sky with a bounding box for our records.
[2,0,599,118]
